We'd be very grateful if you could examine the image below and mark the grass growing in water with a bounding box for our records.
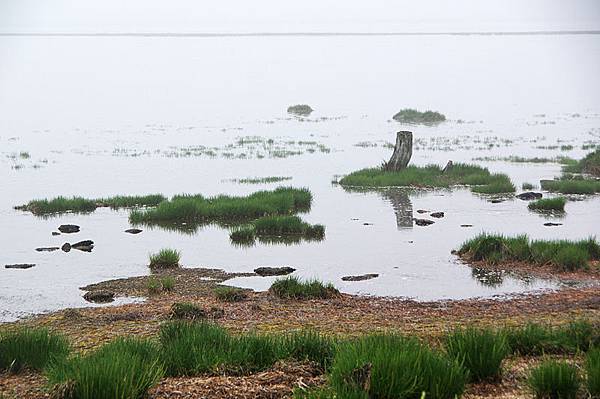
[339,163,515,193]
[19,194,166,215]
[232,176,292,184]
[330,334,467,399]
[149,249,180,269]
[288,104,314,116]
[528,197,566,212]
[130,187,312,225]
[586,348,600,397]
[392,108,446,124]
[562,148,600,176]
[269,276,339,300]
[457,233,600,271]
[445,327,509,382]
[46,337,163,399]
[528,360,580,399]
[214,286,248,302]
[541,177,600,194]
[0,328,69,373]
[230,216,325,245]
[522,182,535,190]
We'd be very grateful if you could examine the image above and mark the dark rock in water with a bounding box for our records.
[430,212,445,218]
[416,209,429,214]
[72,240,94,252]
[363,222,373,226]
[83,290,114,303]
[414,218,434,226]
[341,273,379,282]
[5,263,35,269]
[254,266,296,276]
[461,224,473,228]
[61,243,71,252]
[52,231,61,236]
[516,192,543,201]
[489,199,504,203]
[58,224,80,233]
[36,247,59,252]
[125,228,143,234]
[544,222,563,227]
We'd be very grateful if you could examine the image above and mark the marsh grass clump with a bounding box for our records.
[169,302,206,320]
[214,286,248,302]
[528,360,580,399]
[522,182,535,190]
[130,187,312,225]
[0,328,69,373]
[586,348,600,397]
[233,176,292,184]
[282,330,337,371]
[229,216,325,245]
[392,108,446,124]
[161,276,175,292]
[445,327,509,382]
[339,163,515,193]
[458,234,599,271]
[19,194,165,215]
[269,276,339,300]
[146,276,175,294]
[229,226,256,244]
[330,334,467,399]
[528,197,567,212]
[562,148,600,176]
[541,177,600,194]
[46,337,163,399]
[287,104,314,116]
[149,248,180,269]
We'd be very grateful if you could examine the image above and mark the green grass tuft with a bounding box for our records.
[330,334,467,399]
[149,249,180,269]
[230,216,325,245]
[288,104,314,116]
[528,360,580,399]
[392,108,446,124]
[586,347,600,397]
[541,178,600,194]
[522,182,535,190]
[528,197,566,212]
[169,302,206,320]
[0,328,69,373]
[19,194,165,215]
[445,327,509,382]
[269,276,339,300]
[458,234,599,271]
[340,163,515,193]
[130,187,312,225]
[46,337,163,399]
[214,286,248,302]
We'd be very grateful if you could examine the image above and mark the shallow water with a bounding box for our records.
[1,33,599,322]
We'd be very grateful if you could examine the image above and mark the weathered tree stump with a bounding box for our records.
[384,131,412,171]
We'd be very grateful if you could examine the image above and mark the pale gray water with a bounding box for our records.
[1,33,599,322]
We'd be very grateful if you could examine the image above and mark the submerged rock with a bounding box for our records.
[58,224,80,234]
[61,243,71,252]
[516,192,543,201]
[5,263,35,269]
[544,222,563,227]
[36,247,60,252]
[416,209,429,214]
[414,218,434,226]
[460,224,473,228]
[341,273,379,282]
[430,212,445,218]
[52,231,61,236]
[125,228,143,234]
[254,266,296,277]
[72,240,94,252]
[489,199,505,204]
[83,290,114,303]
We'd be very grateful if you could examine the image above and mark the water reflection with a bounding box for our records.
[471,267,504,288]
[379,189,414,229]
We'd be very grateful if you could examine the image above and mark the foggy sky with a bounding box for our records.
[1,0,599,33]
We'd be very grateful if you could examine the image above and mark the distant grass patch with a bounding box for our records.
[130,187,312,225]
[528,360,580,399]
[214,286,248,302]
[445,327,509,382]
[330,334,467,399]
[562,148,600,176]
[232,176,292,184]
[541,177,600,194]
[18,194,166,215]
[339,163,515,193]
[0,328,69,373]
[149,249,180,269]
[528,197,566,212]
[392,108,446,124]
[229,216,325,245]
[46,337,163,399]
[587,348,600,397]
[522,182,535,190]
[457,233,600,271]
[269,276,339,300]
[288,104,314,116]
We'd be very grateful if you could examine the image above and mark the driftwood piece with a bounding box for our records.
[442,160,453,173]
[384,131,412,171]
